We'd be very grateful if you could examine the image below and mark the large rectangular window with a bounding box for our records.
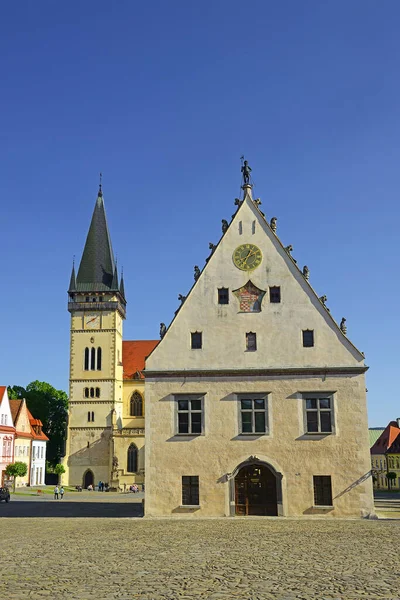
[304,395,333,433]
[239,395,268,434]
[313,476,333,506]
[176,396,203,435]
[182,476,199,506]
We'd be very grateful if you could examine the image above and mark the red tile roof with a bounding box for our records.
[0,386,6,405]
[27,409,49,441]
[371,421,400,455]
[122,340,159,380]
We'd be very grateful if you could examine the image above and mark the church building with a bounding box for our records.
[65,183,157,490]
[65,165,374,518]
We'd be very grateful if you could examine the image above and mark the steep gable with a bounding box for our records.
[371,422,400,455]
[10,399,33,437]
[146,185,365,373]
[0,386,15,432]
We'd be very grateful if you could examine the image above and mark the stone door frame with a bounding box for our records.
[228,456,284,516]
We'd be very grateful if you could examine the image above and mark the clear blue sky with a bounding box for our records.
[1,1,399,427]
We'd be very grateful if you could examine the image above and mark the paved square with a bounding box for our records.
[1,498,400,599]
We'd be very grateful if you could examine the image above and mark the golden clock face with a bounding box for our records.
[85,314,100,329]
[233,244,262,271]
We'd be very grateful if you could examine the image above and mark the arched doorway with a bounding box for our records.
[83,470,94,489]
[235,463,278,516]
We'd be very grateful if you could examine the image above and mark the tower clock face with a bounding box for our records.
[85,315,100,329]
[233,244,262,271]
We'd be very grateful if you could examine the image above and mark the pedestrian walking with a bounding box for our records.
[54,485,59,500]
[60,486,64,499]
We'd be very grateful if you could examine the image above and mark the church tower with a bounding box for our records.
[65,182,126,488]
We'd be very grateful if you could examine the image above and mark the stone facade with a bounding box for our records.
[145,183,374,517]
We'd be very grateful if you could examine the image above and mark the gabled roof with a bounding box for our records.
[0,386,6,405]
[122,340,159,380]
[369,428,385,448]
[9,399,23,424]
[146,183,366,368]
[27,408,49,441]
[371,421,400,455]
[75,189,117,292]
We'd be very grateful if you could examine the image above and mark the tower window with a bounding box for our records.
[130,391,143,417]
[84,387,89,398]
[127,444,138,473]
[90,387,94,398]
[84,348,89,371]
[191,332,202,349]
[246,332,257,352]
[270,287,281,303]
[218,288,229,304]
[90,347,96,370]
[96,387,100,398]
[87,411,95,422]
[303,330,314,347]
[97,347,102,370]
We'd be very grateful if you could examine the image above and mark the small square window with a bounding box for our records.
[182,476,199,506]
[246,332,257,351]
[313,475,333,506]
[303,330,314,347]
[191,332,202,349]
[270,286,281,303]
[218,288,229,304]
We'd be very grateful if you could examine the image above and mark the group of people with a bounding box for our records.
[53,485,64,499]
[129,484,139,493]
[97,481,108,491]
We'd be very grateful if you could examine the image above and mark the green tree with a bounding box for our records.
[5,462,28,492]
[7,381,68,467]
[54,463,66,484]
[387,471,397,490]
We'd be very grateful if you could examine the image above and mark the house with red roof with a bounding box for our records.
[0,386,16,486]
[27,409,48,486]
[371,420,400,489]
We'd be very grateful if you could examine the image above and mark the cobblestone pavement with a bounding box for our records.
[1,511,400,600]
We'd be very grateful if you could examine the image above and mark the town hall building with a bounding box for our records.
[65,165,374,517]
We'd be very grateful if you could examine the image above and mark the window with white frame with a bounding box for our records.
[176,396,204,435]
[239,394,269,434]
[304,394,334,434]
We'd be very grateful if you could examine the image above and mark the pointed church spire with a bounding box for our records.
[119,267,125,299]
[68,258,77,292]
[76,181,118,291]
[111,265,119,290]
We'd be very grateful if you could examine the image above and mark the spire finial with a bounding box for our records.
[98,172,103,197]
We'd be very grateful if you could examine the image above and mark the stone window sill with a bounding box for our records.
[179,505,200,509]
[312,505,334,510]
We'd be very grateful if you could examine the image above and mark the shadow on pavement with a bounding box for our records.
[0,501,143,518]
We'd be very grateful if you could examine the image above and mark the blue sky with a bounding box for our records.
[1,1,399,426]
